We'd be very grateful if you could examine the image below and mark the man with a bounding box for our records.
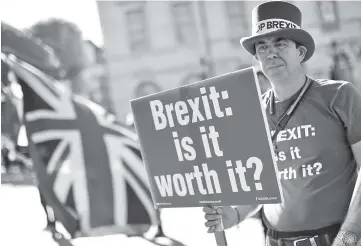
[203,1,361,246]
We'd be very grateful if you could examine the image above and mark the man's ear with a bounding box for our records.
[298,45,307,62]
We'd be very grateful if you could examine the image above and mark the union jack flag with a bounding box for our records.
[3,54,159,237]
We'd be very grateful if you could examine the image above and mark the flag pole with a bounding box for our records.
[214,231,228,246]
[209,204,228,246]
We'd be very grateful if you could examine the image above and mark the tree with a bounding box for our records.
[29,18,86,93]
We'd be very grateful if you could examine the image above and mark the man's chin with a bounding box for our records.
[267,69,284,77]
[266,71,288,82]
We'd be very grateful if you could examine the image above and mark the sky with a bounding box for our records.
[1,0,104,47]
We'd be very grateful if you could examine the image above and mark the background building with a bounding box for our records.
[97,1,361,121]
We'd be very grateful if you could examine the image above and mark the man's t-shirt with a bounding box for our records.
[262,79,361,232]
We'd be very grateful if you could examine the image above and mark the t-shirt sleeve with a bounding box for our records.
[332,82,361,145]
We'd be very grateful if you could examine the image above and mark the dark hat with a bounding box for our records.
[240,1,315,62]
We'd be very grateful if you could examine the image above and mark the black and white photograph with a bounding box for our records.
[1,1,361,246]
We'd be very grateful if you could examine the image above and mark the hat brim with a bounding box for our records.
[240,29,315,63]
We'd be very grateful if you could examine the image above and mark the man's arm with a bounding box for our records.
[235,204,263,222]
[333,141,361,246]
[350,142,361,206]
[204,204,262,233]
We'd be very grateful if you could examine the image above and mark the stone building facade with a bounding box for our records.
[97,1,361,120]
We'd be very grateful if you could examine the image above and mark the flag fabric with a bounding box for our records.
[1,22,64,80]
[3,55,159,237]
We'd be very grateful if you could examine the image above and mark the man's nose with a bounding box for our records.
[266,45,278,59]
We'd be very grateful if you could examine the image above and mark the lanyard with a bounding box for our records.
[269,77,314,148]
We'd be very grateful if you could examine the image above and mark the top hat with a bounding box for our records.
[240,1,315,62]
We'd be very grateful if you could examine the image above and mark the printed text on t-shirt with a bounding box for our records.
[271,124,322,180]
[271,124,316,143]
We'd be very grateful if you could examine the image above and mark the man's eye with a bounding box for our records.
[256,45,268,51]
[276,42,287,48]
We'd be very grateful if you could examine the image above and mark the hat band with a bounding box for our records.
[253,18,300,35]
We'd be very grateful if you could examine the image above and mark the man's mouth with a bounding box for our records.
[268,64,284,69]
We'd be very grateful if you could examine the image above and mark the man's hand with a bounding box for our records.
[333,142,361,245]
[331,231,361,246]
[203,206,238,233]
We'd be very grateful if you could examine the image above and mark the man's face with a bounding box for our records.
[255,37,305,81]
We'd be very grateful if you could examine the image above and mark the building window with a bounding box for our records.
[172,2,198,46]
[126,6,148,52]
[316,1,340,32]
[225,1,248,46]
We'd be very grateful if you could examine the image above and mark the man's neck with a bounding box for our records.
[270,71,307,101]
